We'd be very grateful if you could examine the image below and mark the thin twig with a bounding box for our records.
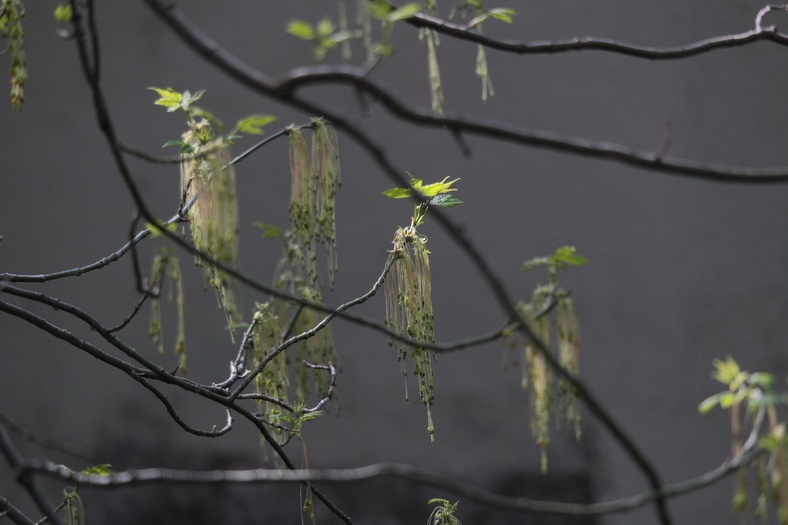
[0,496,36,525]
[302,361,336,413]
[0,413,96,460]
[403,5,788,60]
[230,253,401,402]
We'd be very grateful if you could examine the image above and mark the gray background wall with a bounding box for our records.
[2,1,788,524]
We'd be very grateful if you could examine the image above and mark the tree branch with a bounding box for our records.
[277,64,788,183]
[0,423,63,525]
[402,5,788,60]
[20,410,763,519]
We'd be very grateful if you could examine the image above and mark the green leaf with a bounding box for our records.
[253,221,282,239]
[417,176,460,198]
[718,391,736,409]
[366,0,393,20]
[53,4,72,22]
[387,3,421,21]
[382,187,414,199]
[286,20,315,40]
[698,392,724,414]
[190,107,222,128]
[383,174,460,200]
[235,114,277,135]
[161,140,194,154]
[551,246,588,267]
[82,464,113,476]
[148,87,183,111]
[180,89,205,111]
[712,356,741,384]
[316,18,335,38]
[489,8,516,23]
[146,220,177,238]
[520,256,551,272]
[429,194,463,208]
[749,372,774,389]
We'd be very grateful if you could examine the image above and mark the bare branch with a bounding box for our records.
[21,411,764,519]
[402,6,788,60]
[0,413,96,460]
[0,496,36,525]
[277,64,788,183]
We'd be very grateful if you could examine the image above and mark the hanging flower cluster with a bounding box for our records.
[180,119,241,339]
[514,246,586,472]
[382,173,462,442]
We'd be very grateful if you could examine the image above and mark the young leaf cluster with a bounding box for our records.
[426,498,463,525]
[286,18,358,61]
[282,0,514,107]
[700,356,788,522]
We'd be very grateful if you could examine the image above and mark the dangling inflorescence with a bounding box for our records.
[180,119,241,341]
[386,226,437,441]
[516,286,582,473]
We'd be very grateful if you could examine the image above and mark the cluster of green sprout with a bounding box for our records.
[700,357,788,523]
[286,0,516,113]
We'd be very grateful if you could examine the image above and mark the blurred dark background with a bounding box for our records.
[3,1,788,524]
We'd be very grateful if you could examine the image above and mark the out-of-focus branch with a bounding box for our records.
[277,64,788,184]
[0,495,36,525]
[0,423,63,525]
[0,413,95,460]
[20,409,764,518]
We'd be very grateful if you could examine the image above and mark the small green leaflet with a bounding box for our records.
[149,87,205,113]
[521,246,588,272]
[469,7,516,27]
[315,18,335,38]
[235,114,277,135]
[146,221,178,238]
[253,222,282,239]
[287,20,316,40]
[53,4,72,22]
[82,464,113,476]
[429,194,463,208]
[489,8,516,23]
[149,87,184,112]
[382,174,460,199]
[161,140,194,154]
[386,3,421,22]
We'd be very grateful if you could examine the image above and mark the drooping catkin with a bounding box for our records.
[180,119,241,340]
[311,117,340,288]
[386,228,437,441]
[516,286,583,473]
[250,303,288,430]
